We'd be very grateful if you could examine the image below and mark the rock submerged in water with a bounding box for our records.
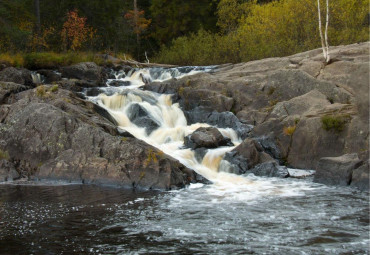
[127,104,160,135]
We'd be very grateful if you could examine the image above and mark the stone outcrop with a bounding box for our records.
[0,67,34,86]
[144,42,369,172]
[61,62,105,87]
[0,83,201,190]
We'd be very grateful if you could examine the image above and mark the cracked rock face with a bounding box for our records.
[0,84,200,190]
[144,42,369,171]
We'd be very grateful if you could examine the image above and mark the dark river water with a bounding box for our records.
[0,179,369,255]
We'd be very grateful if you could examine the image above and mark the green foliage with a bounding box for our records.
[23,52,104,69]
[36,85,46,98]
[0,149,10,160]
[283,125,296,136]
[150,0,218,45]
[321,115,348,132]
[49,85,59,93]
[154,0,369,65]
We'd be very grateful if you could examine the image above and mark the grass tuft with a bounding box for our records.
[321,115,349,132]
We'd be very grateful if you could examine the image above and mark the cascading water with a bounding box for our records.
[89,66,316,196]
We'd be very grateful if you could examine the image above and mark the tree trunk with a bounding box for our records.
[134,0,140,59]
[317,0,330,63]
[34,0,41,51]
[34,0,41,35]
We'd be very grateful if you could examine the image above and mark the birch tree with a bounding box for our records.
[317,0,330,63]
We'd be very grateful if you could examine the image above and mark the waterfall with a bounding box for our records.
[31,72,43,85]
[87,66,312,189]
[88,65,251,183]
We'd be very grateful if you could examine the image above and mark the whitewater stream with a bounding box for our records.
[0,66,369,254]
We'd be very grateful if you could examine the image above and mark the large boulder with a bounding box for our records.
[61,62,104,86]
[0,86,200,190]
[37,69,62,83]
[0,67,34,86]
[184,127,232,149]
[314,154,363,186]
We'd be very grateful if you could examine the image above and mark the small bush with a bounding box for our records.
[321,115,348,132]
[283,125,296,136]
[36,85,46,97]
[0,149,10,160]
[0,53,25,67]
[49,85,59,93]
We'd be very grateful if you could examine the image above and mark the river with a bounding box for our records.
[0,66,369,254]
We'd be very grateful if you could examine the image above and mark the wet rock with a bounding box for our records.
[61,62,103,86]
[84,87,106,97]
[184,127,232,149]
[246,161,289,178]
[0,88,200,190]
[108,80,131,87]
[314,153,363,186]
[127,104,160,135]
[186,107,253,139]
[194,148,208,162]
[0,67,34,86]
[223,138,275,174]
[0,160,20,182]
[37,70,62,83]
[350,160,369,191]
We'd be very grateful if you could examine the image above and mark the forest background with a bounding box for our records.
[0,0,368,67]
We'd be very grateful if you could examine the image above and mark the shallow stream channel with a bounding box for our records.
[0,66,369,254]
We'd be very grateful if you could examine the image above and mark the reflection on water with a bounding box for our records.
[0,182,368,254]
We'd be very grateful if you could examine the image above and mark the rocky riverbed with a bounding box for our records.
[0,42,368,191]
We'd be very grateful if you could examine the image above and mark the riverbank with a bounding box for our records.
[0,42,368,191]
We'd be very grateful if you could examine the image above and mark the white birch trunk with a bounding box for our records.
[324,0,330,62]
[317,0,330,63]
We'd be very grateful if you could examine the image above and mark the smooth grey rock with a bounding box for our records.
[61,62,103,86]
[314,153,363,186]
[0,67,34,86]
[184,127,232,149]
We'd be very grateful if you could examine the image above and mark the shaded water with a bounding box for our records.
[0,183,368,254]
